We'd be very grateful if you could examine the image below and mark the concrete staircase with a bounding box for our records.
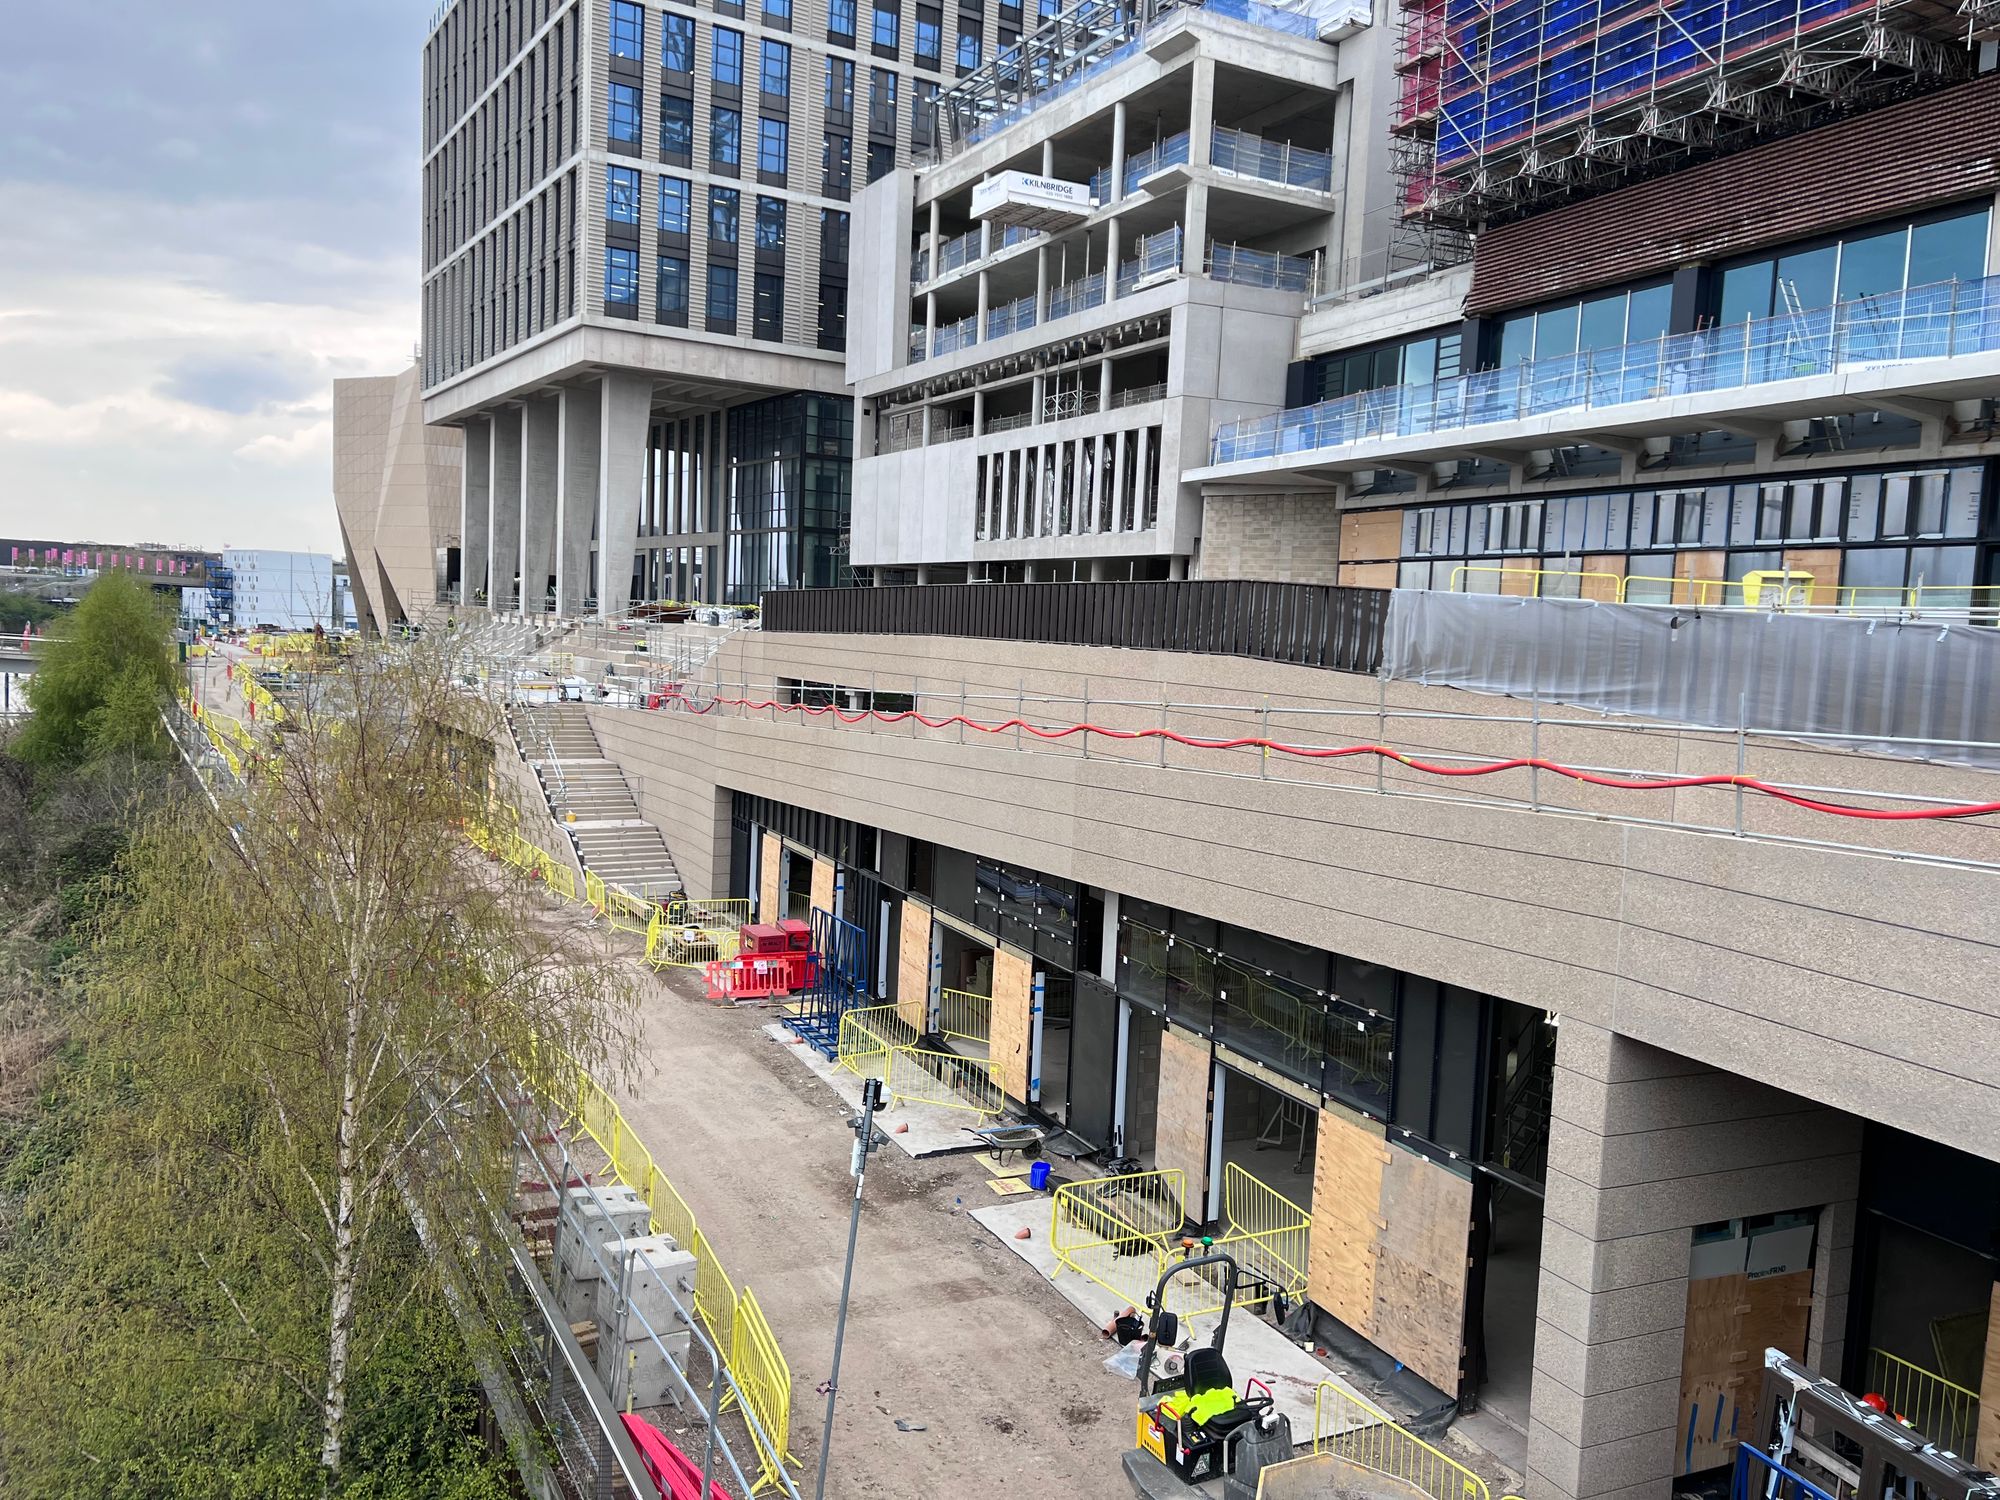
[507,703,681,894]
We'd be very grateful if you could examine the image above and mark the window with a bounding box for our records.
[756,195,787,253]
[912,80,938,149]
[1753,480,1844,543]
[658,176,690,234]
[1305,328,1462,403]
[867,139,895,182]
[605,246,639,306]
[606,165,641,223]
[869,67,897,131]
[825,57,854,116]
[1882,471,1949,538]
[1492,283,1669,365]
[820,208,850,264]
[872,0,899,48]
[663,13,695,70]
[1483,499,1543,553]
[707,264,739,327]
[830,0,857,39]
[755,270,784,339]
[657,255,690,322]
[758,117,789,176]
[661,95,693,156]
[609,82,642,146]
[1716,202,1993,323]
[957,28,980,69]
[817,279,848,350]
[714,27,744,87]
[760,38,792,97]
[709,185,740,244]
[610,0,645,58]
[915,4,942,65]
[822,132,851,196]
[765,0,792,20]
[711,106,741,168]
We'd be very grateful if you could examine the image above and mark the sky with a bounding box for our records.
[0,1,426,556]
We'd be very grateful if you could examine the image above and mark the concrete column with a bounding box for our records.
[1036,246,1051,318]
[595,372,653,620]
[1529,1021,1862,1500]
[1042,139,1055,175]
[555,385,601,617]
[520,396,560,616]
[1188,57,1215,170]
[488,408,523,612]
[1106,217,1122,298]
[1183,182,1209,277]
[1110,100,1128,205]
[460,416,491,607]
[977,269,990,335]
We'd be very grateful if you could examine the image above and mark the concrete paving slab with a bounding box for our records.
[967,1199,1377,1447]
[761,1021,983,1159]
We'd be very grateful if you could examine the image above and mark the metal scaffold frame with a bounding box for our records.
[1387,0,1976,227]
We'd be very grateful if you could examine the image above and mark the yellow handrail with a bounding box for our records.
[1865,1347,1981,1454]
[1313,1381,1491,1500]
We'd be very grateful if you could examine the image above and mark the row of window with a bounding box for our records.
[1401,464,1990,561]
[607,164,847,251]
[603,248,848,348]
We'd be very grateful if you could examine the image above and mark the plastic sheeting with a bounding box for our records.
[1383,590,2000,770]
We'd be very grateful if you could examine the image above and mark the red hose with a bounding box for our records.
[653,691,2000,823]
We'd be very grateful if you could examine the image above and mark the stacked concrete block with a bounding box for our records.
[594,1233,700,1412]
[553,1184,652,1325]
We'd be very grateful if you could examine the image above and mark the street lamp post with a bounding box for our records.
[813,1073,884,1500]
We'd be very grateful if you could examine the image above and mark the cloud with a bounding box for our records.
[0,0,423,554]
[160,353,323,416]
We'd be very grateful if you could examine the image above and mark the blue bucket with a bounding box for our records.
[1028,1159,1051,1191]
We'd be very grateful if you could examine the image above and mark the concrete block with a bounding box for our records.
[599,1324,695,1411]
[555,1185,651,1283]
[594,1234,699,1341]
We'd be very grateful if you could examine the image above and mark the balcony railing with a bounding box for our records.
[1048,269,1107,321]
[1211,273,2000,466]
[1211,125,1334,192]
[1091,130,1192,200]
[986,291,1038,341]
[910,247,929,284]
[1206,241,1318,294]
[1116,225,1184,297]
[1042,387,1102,421]
[986,410,1037,432]
[907,326,927,363]
[936,228,982,277]
[933,313,979,356]
[1112,381,1169,407]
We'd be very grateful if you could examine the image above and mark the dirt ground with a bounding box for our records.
[607,955,1141,1499]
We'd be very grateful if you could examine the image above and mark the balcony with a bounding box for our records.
[1209,126,1334,193]
[1201,275,2000,475]
[1115,226,1184,296]
[933,313,980,357]
[986,292,1038,341]
[1206,241,1317,293]
[1047,269,1108,321]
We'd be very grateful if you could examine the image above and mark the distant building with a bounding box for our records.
[221,550,339,632]
[333,367,466,633]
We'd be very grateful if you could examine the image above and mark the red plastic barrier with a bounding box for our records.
[703,952,817,1000]
[620,1412,733,1500]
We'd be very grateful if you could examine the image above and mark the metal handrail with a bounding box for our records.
[1213,272,2000,466]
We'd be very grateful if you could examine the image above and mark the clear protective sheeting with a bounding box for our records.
[1382,590,2000,769]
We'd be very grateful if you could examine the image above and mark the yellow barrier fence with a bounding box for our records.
[939,988,992,1048]
[603,884,656,935]
[836,1005,917,1075]
[1314,1382,1491,1500]
[1207,1162,1310,1314]
[885,1047,1004,1118]
[1866,1348,1981,1455]
[644,911,742,970]
[1050,1168,1189,1314]
[666,896,751,929]
[559,1063,796,1495]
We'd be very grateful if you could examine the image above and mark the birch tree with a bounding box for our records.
[78,640,633,1489]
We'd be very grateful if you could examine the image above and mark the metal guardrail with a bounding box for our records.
[1212,272,2000,466]
[1048,270,1108,321]
[1313,1381,1494,1500]
[986,292,1038,341]
[1211,125,1334,192]
[884,1046,1004,1117]
[760,581,1391,676]
[1865,1348,1981,1455]
[939,988,992,1047]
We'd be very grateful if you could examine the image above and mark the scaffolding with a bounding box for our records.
[1389,0,1976,228]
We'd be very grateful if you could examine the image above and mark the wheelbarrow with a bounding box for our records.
[963,1121,1062,1164]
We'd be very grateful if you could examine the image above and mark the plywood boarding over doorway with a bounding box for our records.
[811,856,836,920]
[1678,1268,1814,1474]
[1307,1108,1474,1397]
[1374,1145,1475,1395]
[897,901,933,1033]
[1155,1026,1214,1221]
[1309,1108,1388,1338]
[990,946,1034,1104]
[758,831,782,924]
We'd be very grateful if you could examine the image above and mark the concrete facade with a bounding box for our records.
[332,368,465,633]
[843,5,1398,580]
[567,622,2000,1496]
